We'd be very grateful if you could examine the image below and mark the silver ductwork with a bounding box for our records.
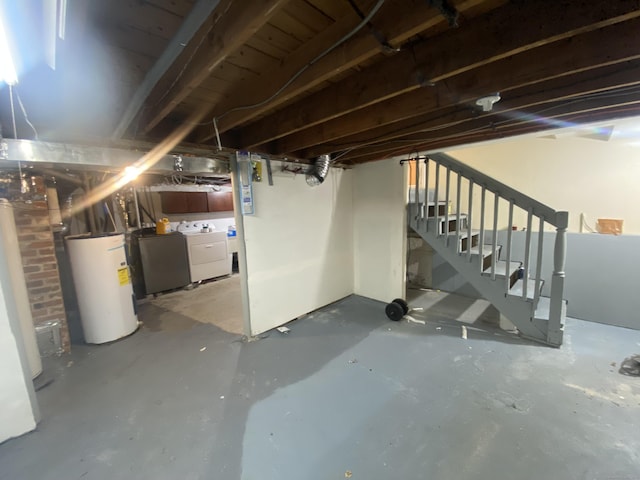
[305,154,331,186]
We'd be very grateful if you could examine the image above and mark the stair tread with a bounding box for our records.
[508,278,544,299]
[481,260,521,278]
[464,245,501,257]
[429,213,467,220]
[534,296,568,320]
[442,229,479,239]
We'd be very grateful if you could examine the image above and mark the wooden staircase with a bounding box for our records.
[408,153,568,347]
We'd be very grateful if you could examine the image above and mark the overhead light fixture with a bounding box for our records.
[0,14,17,85]
[122,166,141,183]
[475,93,501,112]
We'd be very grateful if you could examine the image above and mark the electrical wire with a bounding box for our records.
[8,85,25,193]
[104,202,117,231]
[213,0,386,123]
[8,85,17,139]
[15,88,39,140]
[346,0,399,53]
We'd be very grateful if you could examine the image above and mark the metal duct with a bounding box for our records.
[0,139,230,177]
[305,154,331,186]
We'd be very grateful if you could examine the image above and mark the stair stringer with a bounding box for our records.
[409,218,549,343]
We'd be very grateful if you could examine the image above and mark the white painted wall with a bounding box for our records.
[242,167,354,335]
[447,136,640,233]
[0,240,39,442]
[353,159,407,302]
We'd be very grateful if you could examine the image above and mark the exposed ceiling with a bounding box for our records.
[2,0,640,165]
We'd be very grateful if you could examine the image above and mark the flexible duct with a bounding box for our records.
[305,154,331,186]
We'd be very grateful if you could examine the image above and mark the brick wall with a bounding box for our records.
[13,201,70,353]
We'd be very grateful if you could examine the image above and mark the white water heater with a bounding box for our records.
[0,199,43,378]
[66,234,138,344]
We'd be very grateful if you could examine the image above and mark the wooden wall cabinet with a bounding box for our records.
[161,191,233,214]
[207,191,234,212]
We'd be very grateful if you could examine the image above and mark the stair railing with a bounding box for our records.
[412,153,567,343]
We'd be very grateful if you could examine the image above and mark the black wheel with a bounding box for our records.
[385,301,405,321]
[391,298,409,315]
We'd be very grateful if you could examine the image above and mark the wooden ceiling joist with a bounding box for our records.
[238,0,640,150]
[111,0,224,138]
[302,61,640,160]
[193,0,491,143]
[341,100,640,164]
[141,0,292,135]
[271,16,640,157]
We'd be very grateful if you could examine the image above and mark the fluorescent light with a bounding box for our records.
[0,14,17,85]
[58,0,67,40]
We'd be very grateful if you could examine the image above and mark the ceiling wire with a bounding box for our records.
[211,0,387,127]
[7,85,25,192]
[15,88,39,140]
[345,0,400,54]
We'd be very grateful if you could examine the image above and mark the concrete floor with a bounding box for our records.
[144,274,244,335]
[1,292,639,480]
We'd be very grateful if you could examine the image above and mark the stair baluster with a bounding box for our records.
[414,158,420,222]
[444,167,451,245]
[478,186,486,274]
[433,163,440,234]
[491,194,499,279]
[534,216,545,308]
[506,200,514,294]
[455,173,462,252]
[523,208,533,300]
[423,159,428,228]
[467,181,473,261]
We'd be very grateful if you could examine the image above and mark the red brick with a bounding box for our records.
[27,271,59,280]
[22,265,41,274]
[25,241,53,249]
[38,248,55,256]
[26,280,44,289]
[18,225,51,233]
[41,299,63,308]
[29,286,57,295]
[34,314,65,323]
[44,275,62,285]
[24,255,56,265]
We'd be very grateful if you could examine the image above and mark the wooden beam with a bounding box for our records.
[239,0,640,148]
[141,0,290,134]
[339,100,640,164]
[112,0,224,138]
[272,17,640,155]
[301,61,640,159]
[193,0,491,143]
